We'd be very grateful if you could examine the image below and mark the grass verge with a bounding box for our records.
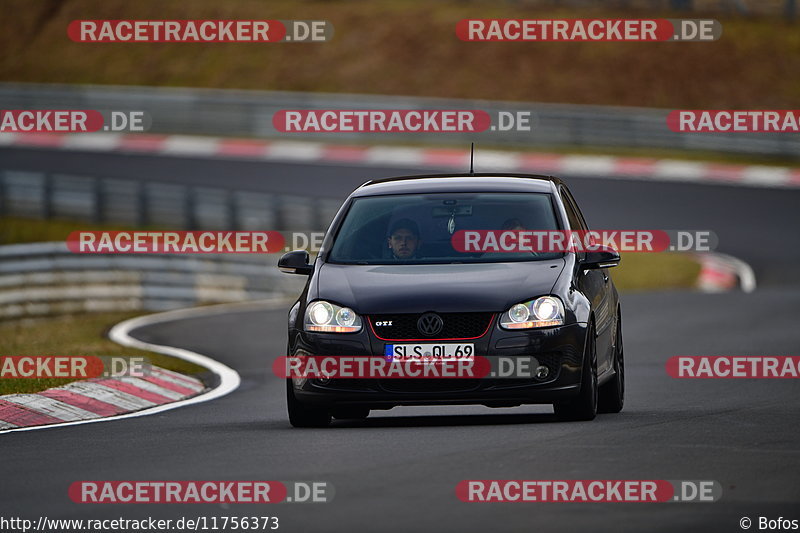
[0,312,209,395]
[613,252,701,292]
[0,216,145,246]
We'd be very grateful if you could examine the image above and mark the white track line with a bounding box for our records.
[714,253,757,293]
[695,252,757,294]
[0,298,291,434]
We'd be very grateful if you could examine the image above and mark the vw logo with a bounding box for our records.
[417,313,444,337]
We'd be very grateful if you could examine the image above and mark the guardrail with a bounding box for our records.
[1,83,797,157]
[0,242,305,320]
[0,165,333,319]
[0,170,343,231]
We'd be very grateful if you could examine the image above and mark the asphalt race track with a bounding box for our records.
[2,147,799,532]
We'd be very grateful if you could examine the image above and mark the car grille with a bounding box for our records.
[369,312,494,340]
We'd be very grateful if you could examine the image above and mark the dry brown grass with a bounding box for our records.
[0,0,797,108]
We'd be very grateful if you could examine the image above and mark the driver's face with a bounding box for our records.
[388,229,419,259]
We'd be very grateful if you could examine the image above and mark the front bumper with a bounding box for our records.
[288,321,588,409]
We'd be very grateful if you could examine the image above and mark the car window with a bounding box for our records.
[327,192,562,264]
[561,187,590,231]
[559,188,586,231]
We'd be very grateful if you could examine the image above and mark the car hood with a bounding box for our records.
[315,259,566,314]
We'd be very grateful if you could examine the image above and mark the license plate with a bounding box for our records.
[384,343,474,362]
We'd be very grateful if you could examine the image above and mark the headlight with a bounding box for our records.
[500,296,564,329]
[305,301,362,333]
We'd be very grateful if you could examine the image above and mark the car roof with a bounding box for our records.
[351,173,562,197]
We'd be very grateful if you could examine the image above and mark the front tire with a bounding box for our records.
[554,322,598,421]
[598,309,625,414]
[286,379,331,428]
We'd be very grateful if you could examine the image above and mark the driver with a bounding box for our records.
[387,218,422,260]
[498,217,538,256]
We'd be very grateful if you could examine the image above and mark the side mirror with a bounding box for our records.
[278,250,313,275]
[581,247,620,269]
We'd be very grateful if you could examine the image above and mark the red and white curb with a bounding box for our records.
[0,367,205,430]
[0,301,273,434]
[694,252,756,293]
[1,132,799,189]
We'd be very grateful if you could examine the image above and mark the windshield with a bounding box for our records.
[327,192,562,264]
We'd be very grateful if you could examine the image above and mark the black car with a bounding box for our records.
[278,174,624,427]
